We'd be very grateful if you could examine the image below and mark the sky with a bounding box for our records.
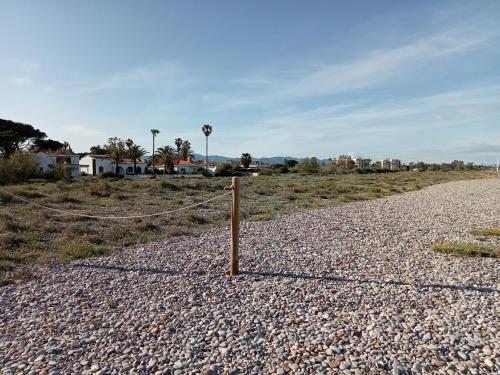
[1,0,500,163]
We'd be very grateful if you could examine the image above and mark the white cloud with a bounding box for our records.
[204,25,494,112]
[74,62,188,94]
[225,85,500,158]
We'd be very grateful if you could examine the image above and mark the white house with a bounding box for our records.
[172,159,200,174]
[79,155,147,176]
[36,151,80,177]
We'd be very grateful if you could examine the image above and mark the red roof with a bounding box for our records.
[172,159,197,166]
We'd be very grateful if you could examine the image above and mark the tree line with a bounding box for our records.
[89,136,196,175]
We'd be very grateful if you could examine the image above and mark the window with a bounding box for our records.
[98,166,104,173]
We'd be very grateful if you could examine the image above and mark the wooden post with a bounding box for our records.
[230,176,240,276]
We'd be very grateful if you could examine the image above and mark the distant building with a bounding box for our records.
[172,158,199,174]
[36,151,80,177]
[381,158,401,171]
[354,158,371,169]
[245,160,270,169]
[79,155,147,175]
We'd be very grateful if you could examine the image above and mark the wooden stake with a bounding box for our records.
[230,176,240,276]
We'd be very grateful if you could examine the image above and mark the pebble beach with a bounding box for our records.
[1,178,499,374]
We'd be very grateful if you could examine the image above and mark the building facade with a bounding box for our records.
[36,151,80,177]
[172,159,199,174]
[79,155,147,175]
[381,158,401,170]
[354,158,371,169]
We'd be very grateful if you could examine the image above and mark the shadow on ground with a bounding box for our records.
[70,263,498,294]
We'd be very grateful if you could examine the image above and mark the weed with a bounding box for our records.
[472,227,500,237]
[432,242,499,258]
[59,239,109,261]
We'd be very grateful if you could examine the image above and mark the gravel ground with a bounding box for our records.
[1,178,499,375]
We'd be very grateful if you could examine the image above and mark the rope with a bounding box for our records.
[0,187,232,220]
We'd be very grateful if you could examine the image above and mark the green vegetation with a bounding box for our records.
[432,242,499,258]
[472,227,500,237]
[0,170,494,284]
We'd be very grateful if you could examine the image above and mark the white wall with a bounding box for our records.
[79,155,146,175]
[36,152,80,177]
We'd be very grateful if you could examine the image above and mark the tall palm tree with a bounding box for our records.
[201,124,213,175]
[180,140,195,161]
[128,144,147,174]
[157,146,175,174]
[150,129,160,175]
[106,137,126,174]
[174,138,183,160]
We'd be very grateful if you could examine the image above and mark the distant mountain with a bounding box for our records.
[145,153,327,164]
[193,154,305,164]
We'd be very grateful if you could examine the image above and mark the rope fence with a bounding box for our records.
[0,186,232,220]
[0,178,242,275]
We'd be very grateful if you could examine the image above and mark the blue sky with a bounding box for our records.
[1,0,500,163]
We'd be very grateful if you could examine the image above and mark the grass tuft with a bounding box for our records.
[432,242,499,258]
[472,227,500,237]
[59,239,110,261]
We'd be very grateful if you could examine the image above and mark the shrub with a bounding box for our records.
[432,242,499,258]
[214,163,234,177]
[0,151,41,185]
[43,164,72,181]
[297,157,320,174]
[60,238,109,261]
[161,181,181,191]
[472,227,500,237]
[100,172,123,179]
[259,168,274,176]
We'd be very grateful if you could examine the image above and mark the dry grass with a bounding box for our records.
[0,170,494,284]
[472,227,500,237]
[432,242,499,258]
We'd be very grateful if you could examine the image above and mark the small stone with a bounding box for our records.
[484,358,494,368]
[432,358,444,367]
[457,351,468,361]
[482,346,492,355]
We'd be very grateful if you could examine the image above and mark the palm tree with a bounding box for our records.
[128,144,147,174]
[106,137,126,174]
[241,153,252,169]
[201,124,213,174]
[180,140,195,161]
[125,138,134,149]
[157,146,175,174]
[174,138,183,160]
[150,129,160,175]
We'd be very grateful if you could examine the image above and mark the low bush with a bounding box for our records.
[99,172,123,179]
[214,163,234,177]
[472,227,500,237]
[161,181,181,191]
[297,157,320,174]
[432,242,499,258]
[59,238,109,261]
[0,151,41,185]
